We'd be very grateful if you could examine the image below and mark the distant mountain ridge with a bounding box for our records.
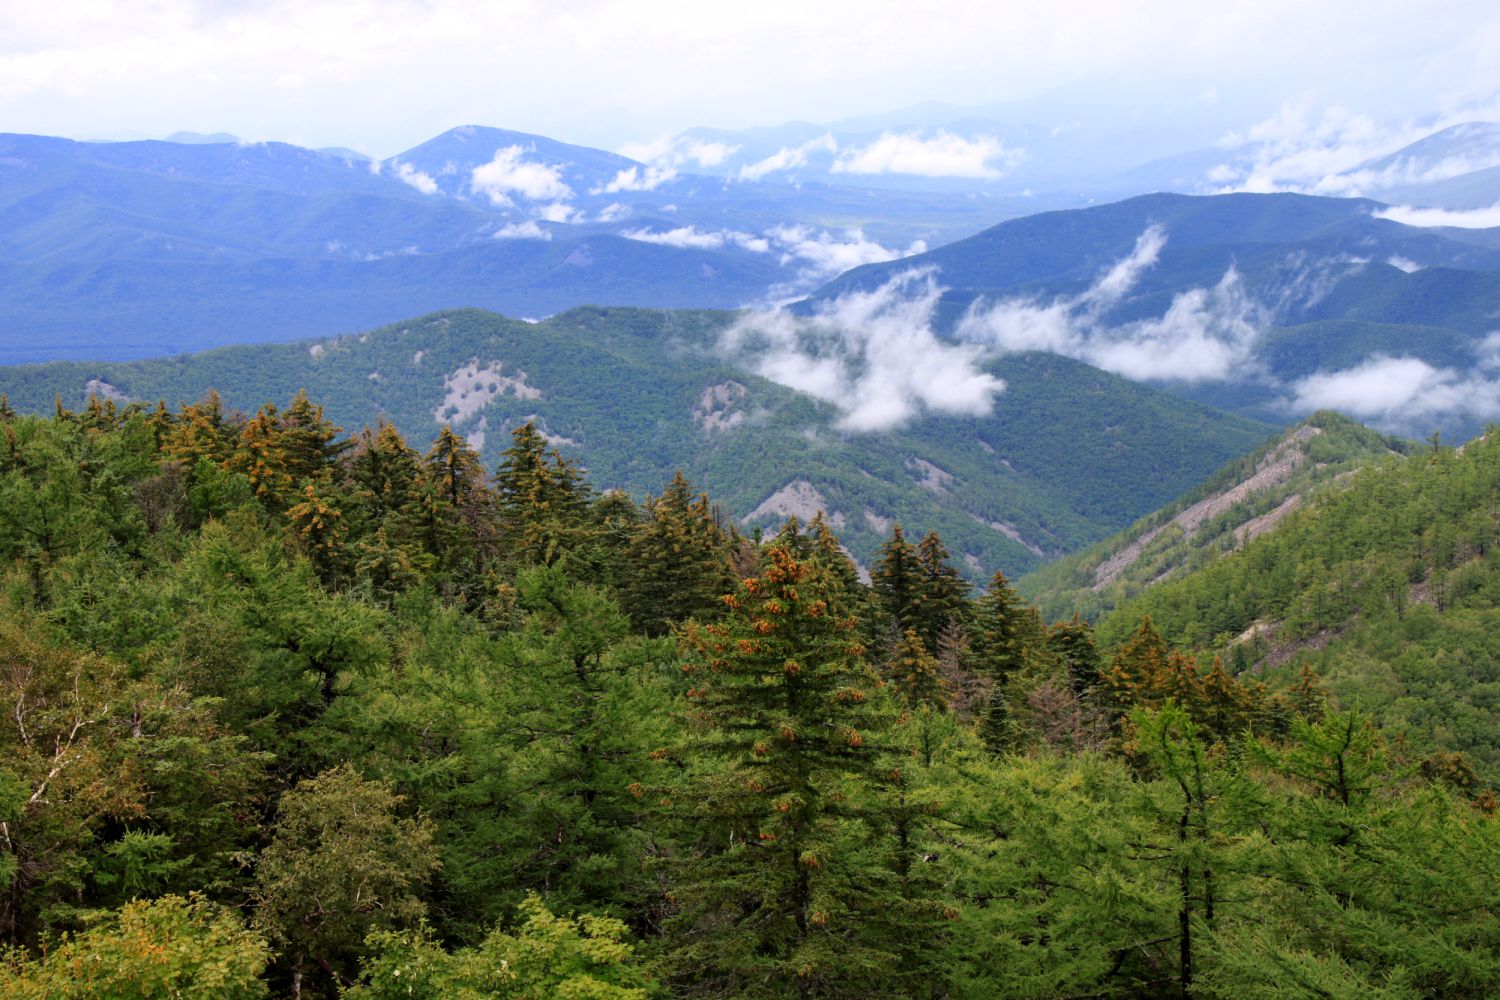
[0,306,1275,581]
[804,191,1500,439]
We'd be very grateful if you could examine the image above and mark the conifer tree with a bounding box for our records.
[163,391,235,468]
[972,570,1041,683]
[493,421,591,567]
[1049,613,1103,693]
[872,524,924,639]
[890,627,948,710]
[669,546,935,997]
[620,470,732,636]
[914,530,970,649]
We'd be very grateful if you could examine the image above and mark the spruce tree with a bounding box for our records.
[914,530,970,649]
[620,470,732,636]
[872,524,923,640]
[668,546,936,998]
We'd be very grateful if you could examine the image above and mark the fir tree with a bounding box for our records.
[620,470,732,636]
[669,546,935,997]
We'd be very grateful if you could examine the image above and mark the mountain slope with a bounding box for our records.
[0,306,1274,579]
[1092,426,1500,774]
[803,191,1500,439]
[1020,411,1410,621]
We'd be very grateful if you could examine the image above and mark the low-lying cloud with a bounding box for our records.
[833,130,1023,180]
[1285,353,1500,430]
[737,134,838,182]
[1206,101,1500,199]
[492,220,551,240]
[590,164,677,194]
[392,161,438,195]
[620,225,768,252]
[1373,202,1500,229]
[619,136,741,170]
[470,146,574,205]
[721,269,1005,433]
[955,226,1266,382]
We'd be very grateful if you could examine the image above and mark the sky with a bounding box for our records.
[2,1,1499,157]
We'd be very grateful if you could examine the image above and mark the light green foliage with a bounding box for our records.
[0,895,271,1000]
[345,894,653,1000]
[254,765,439,994]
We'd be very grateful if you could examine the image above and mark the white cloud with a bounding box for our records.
[619,225,768,251]
[1386,254,1423,272]
[620,135,741,170]
[534,201,582,223]
[679,139,739,168]
[956,225,1267,382]
[1373,202,1500,229]
[737,134,838,181]
[721,269,1006,432]
[492,220,551,240]
[595,202,631,222]
[1285,354,1500,429]
[1207,100,1500,197]
[833,130,1024,179]
[765,224,926,288]
[469,146,573,205]
[392,160,438,195]
[590,163,678,194]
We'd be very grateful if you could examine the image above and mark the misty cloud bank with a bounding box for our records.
[956,226,1265,382]
[720,270,1005,432]
[722,224,1496,435]
[619,224,926,293]
[470,146,574,205]
[1285,337,1500,431]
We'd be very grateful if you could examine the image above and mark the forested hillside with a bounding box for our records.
[1022,411,1409,621]
[1097,425,1500,775]
[1,394,1496,998]
[0,307,1274,581]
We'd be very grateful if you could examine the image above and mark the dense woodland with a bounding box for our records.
[1,391,1498,998]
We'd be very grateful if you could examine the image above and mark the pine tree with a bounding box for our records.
[620,470,732,636]
[889,627,948,710]
[669,546,936,997]
[1049,613,1103,694]
[972,570,1042,683]
[494,421,591,567]
[914,530,970,649]
[163,391,235,468]
[872,524,924,640]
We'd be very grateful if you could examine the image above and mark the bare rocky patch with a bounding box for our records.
[693,381,748,433]
[743,481,843,528]
[907,457,954,495]
[433,359,542,426]
[1092,425,1323,590]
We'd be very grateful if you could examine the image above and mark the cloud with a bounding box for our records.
[764,224,926,292]
[618,135,741,170]
[392,160,438,195]
[956,225,1266,382]
[1373,202,1500,229]
[590,164,678,194]
[737,134,838,181]
[492,220,551,240]
[595,202,631,222]
[1386,254,1422,272]
[534,201,583,223]
[832,130,1023,179]
[679,139,739,168]
[721,269,1006,432]
[620,225,768,251]
[469,146,573,205]
[1285,353,1500,429]
[1206,100,1500,197]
